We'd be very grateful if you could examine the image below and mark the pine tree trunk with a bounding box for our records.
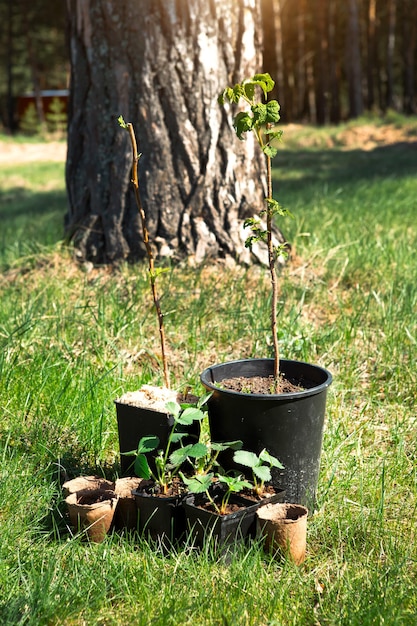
[328,0,341,123]
[314,0,328,125]
[386,0,397,110]
[346,0,363,118]
[65,0,284,265]
[402,0,417,113]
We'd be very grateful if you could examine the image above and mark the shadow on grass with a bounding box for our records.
[0,188,67,220]
[275,141,417,189]
[0,189,66,263]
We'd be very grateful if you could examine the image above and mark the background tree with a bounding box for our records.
[0,0,67,130]
[1,0,416,134]
[65,0,277,265]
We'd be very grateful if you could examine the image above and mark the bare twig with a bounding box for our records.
[122,119,170,388]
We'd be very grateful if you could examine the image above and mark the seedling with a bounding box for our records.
[233,448,284,497]
[118,115,170,388]
[219,73,291,388]
[183,472,252,515]
[125,398,207,495]
[173,438,242,477]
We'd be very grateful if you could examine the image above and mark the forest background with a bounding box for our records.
[0,0,416,133]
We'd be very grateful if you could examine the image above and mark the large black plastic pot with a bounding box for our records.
[200,358,332,508]
[115,401,199,475]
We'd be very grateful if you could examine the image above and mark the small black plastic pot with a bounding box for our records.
[132,488,186,545]
[200,358,332,509]
[183,494,260,548]
[115,401,199,475]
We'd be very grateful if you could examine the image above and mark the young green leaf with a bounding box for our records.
[170,431,189,444]
[211,440,243,452]
[259,448,284,469]
[218,474,252,493]
[182,473,214,494]
[252,465,272,483]
[169,442,208,467]
[118,115,128,129]
[176,406,205,425]
[262,144,278,158]
[252,72,275,95]
[137,436,159,454]
[233,449,259,469]
[134,454,151,479]
[233,111,253,139]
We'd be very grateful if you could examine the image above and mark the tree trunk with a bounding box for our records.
[328,0,341,123]
[402,0,417,113]
[386,0,397,110]
[366,0,377,110]
[346,0,363,118]
[22,3,46,131]
[296,0,307,120]
[65,0,284,265]
[314,0,328,125]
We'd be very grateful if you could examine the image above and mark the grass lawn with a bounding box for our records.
[0,122,416,625]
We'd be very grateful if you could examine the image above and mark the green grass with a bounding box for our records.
[0,159,66,265]
[0,126,416,625]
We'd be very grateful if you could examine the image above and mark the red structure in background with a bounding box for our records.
[16,89,69,124]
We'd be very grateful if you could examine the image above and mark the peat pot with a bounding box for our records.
[65,488,119,543]
[257,502,308,565]
[200,358,332,508]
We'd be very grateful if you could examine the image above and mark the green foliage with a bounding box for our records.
[219,73,289,378]
[19,103,41,136]
[124,399,206,494]
[233,449,284,496]
[219,73,282,157]
[45,98,67,135]
[220,74,287,260]
[183,472,252,515]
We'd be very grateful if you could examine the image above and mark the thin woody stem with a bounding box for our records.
[266,151,280,384]
[126,123,170,389]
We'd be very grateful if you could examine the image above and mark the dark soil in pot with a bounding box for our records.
[220,374,303,394]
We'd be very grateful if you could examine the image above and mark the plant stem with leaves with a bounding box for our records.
[219,74,291,387]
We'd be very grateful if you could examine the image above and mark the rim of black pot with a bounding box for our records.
[200,358,333,400]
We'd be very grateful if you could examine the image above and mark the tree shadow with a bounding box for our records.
[275,141,417,191]
[0,188,66,220]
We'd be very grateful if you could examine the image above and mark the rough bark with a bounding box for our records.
[314,0,328,125]
[346,0,363,118]
[386,0,397,110]
[328,0,341,123]
[65,0,284,265]
[402,0,417,113]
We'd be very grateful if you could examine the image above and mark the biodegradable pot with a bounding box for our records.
[183,494,260,548]
[200,358,332,508]
[62,476,114,497]
[257,502,308,565]
[238,488,286,538]
[65,488,119,543]
[113,477,143,530]
[115,400,200,476]
[132,488,185,545]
